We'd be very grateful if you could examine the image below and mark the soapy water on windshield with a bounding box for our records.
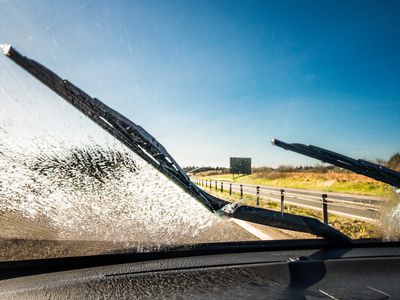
[0,65,224,248]
[0,143,222,245]
[380,190,400,241]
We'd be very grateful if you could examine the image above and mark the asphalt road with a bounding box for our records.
[0,210,271,261]
[198,180,382,221]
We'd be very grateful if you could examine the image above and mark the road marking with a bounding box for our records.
[232,218,273,240]
[229,182,382,204]
[224,185,378,221]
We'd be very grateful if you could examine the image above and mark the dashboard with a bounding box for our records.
[0,240,399,299]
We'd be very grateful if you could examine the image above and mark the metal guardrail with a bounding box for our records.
[193,178,381,222]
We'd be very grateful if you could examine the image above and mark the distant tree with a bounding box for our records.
[376,159,387,166]
[182,166,198,172]
[387,153,400,171]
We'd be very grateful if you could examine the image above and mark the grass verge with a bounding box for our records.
[198,172,388,197]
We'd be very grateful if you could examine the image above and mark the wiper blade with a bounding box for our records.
[227,204,351,243]
[272,138,400,188]
[3,45,352,245]
[1,45,224,213]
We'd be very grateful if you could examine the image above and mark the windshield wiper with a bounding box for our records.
[0,45,222,213]
[2,45,352,245]
[272,138,400,188]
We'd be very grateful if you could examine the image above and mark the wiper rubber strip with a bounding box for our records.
[2,45,353,245]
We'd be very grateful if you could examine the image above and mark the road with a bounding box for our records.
[196,179,382,222]
[0,209,276,261]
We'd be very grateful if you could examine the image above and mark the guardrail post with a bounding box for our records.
[210,180,212,189]
[221,182,224,193]
[215,180,218,191]
[229,183,232,195]
[322,194,328,224]
[240,184,243,198]
[280,189,285,217]
[256,186,260,206]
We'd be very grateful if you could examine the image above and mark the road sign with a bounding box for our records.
[230,157,251,175]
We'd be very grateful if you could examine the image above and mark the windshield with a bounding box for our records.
[0,1,399,261]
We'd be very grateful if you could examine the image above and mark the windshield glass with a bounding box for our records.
[0,1,399,261]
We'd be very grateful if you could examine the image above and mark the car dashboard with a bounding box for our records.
[0,240,399,299]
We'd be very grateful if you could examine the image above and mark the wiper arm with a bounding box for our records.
[2,45,352,245]
[272,138,400,188]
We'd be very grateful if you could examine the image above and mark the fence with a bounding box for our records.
[193,178,380,223]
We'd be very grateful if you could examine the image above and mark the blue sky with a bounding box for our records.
[0,0,399,167]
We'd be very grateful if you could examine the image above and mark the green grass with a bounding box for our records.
[198,173,388,197]
[199,184,380,239]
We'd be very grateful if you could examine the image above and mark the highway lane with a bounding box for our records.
[0,209,278,261]
[197,180,382,221]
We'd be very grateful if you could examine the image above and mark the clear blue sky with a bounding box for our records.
[1,0,399,167]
